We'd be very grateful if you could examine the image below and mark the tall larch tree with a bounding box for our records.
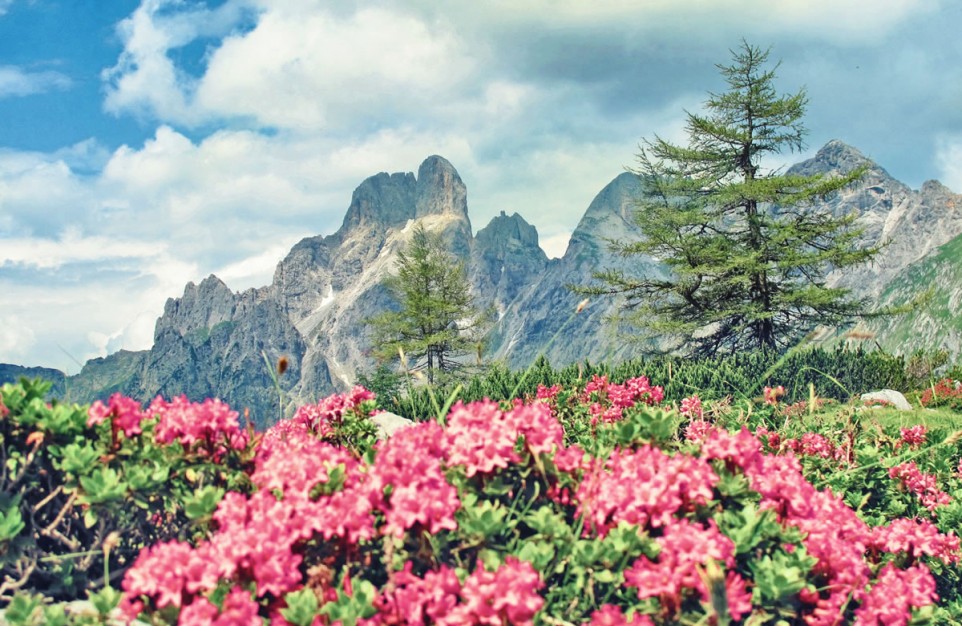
[590,41,879,356]
[367,223,485,383]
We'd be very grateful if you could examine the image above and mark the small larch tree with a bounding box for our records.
[589,41,879,356]
[368,223,485,384]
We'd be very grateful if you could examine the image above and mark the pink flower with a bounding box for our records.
[177,598,220,625]
[898,425,927,448]
[889,462,952,513]
[854,564,937,626]
[870,517,961,564]
[88,393,147,438]
[371,421,459,537]
[212,587,263,626]
[151,395,248,457]
[684,419,716,443]
[536,384,561,401]
[623,518,736,617]
[444,400,521,476]
[679,394,703,420]
[448,558,544,626]
[576,445,717,535]
[700,427,763,473]
[763,385,785,405]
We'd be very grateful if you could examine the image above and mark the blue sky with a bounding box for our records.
[2,0,962,372]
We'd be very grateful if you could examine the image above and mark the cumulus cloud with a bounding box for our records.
[5,0,960,372]
[0,65,70,98]
[935,135,962,192]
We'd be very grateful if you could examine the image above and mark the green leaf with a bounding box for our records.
[3,593,43,625]
[87,585,122,615]
[78,466,127,504]
[281,588,320,626]
[0,503,25,542]
[457,497,509,541]
[55,442,100,475]
[184,486,225,521]
[319,578,378,626]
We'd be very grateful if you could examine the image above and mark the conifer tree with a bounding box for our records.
[368,224,484,383]
[590,41,878,356]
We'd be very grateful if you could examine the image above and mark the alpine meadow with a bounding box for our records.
[3,10,962,625]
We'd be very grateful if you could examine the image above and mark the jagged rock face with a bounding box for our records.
[0,364,67,398]
[787,140,962,298]
[471,211,549,314]
[64,279,316,429]
[485,173,666,368]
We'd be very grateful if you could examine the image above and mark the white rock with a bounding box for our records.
[860,389,913,411]
[370,411,415,440]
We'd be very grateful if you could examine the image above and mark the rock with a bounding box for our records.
[861,389,913,411]
[370,411,415,440]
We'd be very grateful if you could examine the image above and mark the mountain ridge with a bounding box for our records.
[7,141,961,426]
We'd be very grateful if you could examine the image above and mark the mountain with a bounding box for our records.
[785,140,962,299]
[6,142,962,426]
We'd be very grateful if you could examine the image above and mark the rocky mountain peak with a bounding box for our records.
[155,275,236,341]
[339,171,417,233]
[475,211,542,253]
[920,179,957,198]
[787,139,896,184]
[415,155,469,224]
[566,172,643,261]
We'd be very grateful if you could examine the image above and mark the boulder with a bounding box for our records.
[860,389,913,410]
[370,411,415,440]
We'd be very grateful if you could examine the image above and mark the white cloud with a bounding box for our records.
[409,0,937,44]
[102,0,257,123]
[935,135,962,192]
[0,1,13,17]
[197,6,474,130]
[0,230,165,269]
[0,65,70,98]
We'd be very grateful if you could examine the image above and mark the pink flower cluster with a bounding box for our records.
[576,444,717,535]
[683,419,717,443]
[150,395,249,457]
[623,518,752,620]
[444,399,563,476]
[288,384,376,438]
[889,461,952,513]
[678,394,703,420]
[370,421,460,537]
[898,425,928,448]
[115,382,962,625]
[694,428,955,626]
[870,518,961,565]
[853,564,937,626]
[763,385,785,405]
[784,432,841,460]
[580,375,665,423]
[372,558,544,626]
[88,393,147,439]
[122,392,573,623]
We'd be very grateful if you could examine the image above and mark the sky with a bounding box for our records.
[2,0,962,373]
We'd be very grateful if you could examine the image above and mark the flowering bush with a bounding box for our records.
[918,378,962,410]
[5,373,962,625]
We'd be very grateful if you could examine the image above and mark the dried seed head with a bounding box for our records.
[277,356,289,376]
